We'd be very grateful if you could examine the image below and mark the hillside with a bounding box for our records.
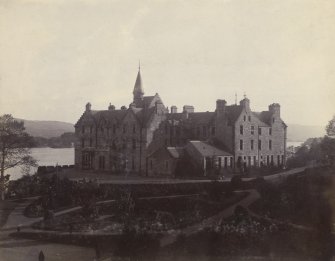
[18,119,75,138]
[287,124,325,142]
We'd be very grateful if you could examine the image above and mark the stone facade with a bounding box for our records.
[74,69,287,176]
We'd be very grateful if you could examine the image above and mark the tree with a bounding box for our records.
[320,136,335,166]
[0,114,37,200]
[326,115,335,136]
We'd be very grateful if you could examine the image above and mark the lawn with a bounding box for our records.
[0,199,21,228]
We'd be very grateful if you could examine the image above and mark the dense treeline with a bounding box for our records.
[287,136,335,168]
[32,132,75,148]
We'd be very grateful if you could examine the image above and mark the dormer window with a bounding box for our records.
[243,115,246,121]
[272,117,275,123]
[248,115,251,121]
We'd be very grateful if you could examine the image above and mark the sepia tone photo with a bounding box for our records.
[0,0,335,260]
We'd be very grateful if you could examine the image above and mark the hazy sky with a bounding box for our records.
[0,0,334,126]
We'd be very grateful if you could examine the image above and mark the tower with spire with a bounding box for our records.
[133,63,144,106]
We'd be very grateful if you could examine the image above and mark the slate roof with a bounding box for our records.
[167,147,185,158]
[253,111,272,126]
[188,141,232,157]
[133,70,144,95]
[167,112,215,125]
[188,112,215,124]
[225,105,244,125]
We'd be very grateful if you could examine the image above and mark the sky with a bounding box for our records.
[0,0,334,126]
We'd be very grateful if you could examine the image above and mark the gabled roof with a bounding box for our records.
[167,147,185,158]
[225,105,244,125]
[188,141,232,157]
[143,96,155,107]
[253,111,272,126]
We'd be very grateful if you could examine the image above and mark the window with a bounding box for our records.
[269,128,272,135]
[82,126,85,134]
[101,126,104,134]
[240,125,244,135]
[123,124,127,133]
[258,127,262,135]
[277,155,281,165]
[150,159,153,170]
[113,124,116,134]
[243,115,246,121]
[203,126,207,137]
[269,140,272,150]
[258,140,262,150]
[165,139,168,146]
[273,117,275,123]
[132,139,136,149]
[170,126,174,136]
[133,124,136,133]
[176,127,181,136]
[81,139,85,148]
[89,138,92,147]
[165,160,169,170]
[251,126,255,135]
[248,115,251,122]
[253,156,257,166]
[90,126,93,134]
[165,124,168,134]
[132,156,135,170]
[271,155,274,164]
[211,127,215,135]
[99,156,105,170]
[240,139,243,150]
[251,140,254,150]
[197,127,200,137]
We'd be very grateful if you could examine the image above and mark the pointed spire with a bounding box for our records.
[133,69,144,95]
[133,64,144,104]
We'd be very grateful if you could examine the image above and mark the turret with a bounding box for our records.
[171,106,178,113]
[133,66,144,106]
[269,103,280,118]
[183,105,194,113]
[108,103,115,111]
[216,99,226,115]
[240,97,250,111]
[85,102,91,112]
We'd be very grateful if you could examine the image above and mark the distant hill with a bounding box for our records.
[16,118,325,142]
[287,124,325,142]
[18,119,75,138]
